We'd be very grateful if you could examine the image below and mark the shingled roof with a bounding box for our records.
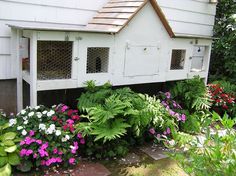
[86,0,175,37]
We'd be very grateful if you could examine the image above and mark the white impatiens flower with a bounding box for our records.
[35,106,40,110]
[49,124,56,131]
[23,120,28,125]
[46,128,54,134]
[28,111,34,117]
[55,130,61,136]
[47,110,55,117]
[9,119,17,127]
[17,126,24,130]
[65,135,70,140]
[61,137,67,142]
[23,116,28,121]
[39,124,46,131]
[42,111,47,115]
[51,105,56,108]
[22,129,27,136]
[20,110,26,115]
[36,112,42,118]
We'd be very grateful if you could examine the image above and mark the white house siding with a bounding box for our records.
[0,0,109,79]
[157,0,217,37]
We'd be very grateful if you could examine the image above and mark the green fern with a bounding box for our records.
[91,119,131,143]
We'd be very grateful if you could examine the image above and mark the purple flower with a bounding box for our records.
[181,114,186,122]
[166,128,171,134]
[80,138,85,145]
[163,131,167,135]
[69,158,75,165]
[38,148,49,157]
[169,110,175,116]
[175,113,181,121]
[156,134,161,139]
[149,128,156,135]
[165,92,171,99]
[77,133,83,139]
[161,101,167,106]
[29,130,35,136]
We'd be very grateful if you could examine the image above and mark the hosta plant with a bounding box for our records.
[9,104,85,172]
[0,123,21,176]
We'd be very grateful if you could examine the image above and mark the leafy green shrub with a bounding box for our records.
[171,76,212,112]
[0,123,21,176]
[169,113,236,176]
[208,82,236,117]
[77,81,175,158]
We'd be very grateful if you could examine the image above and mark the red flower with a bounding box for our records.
[67,109,74,116]
[222,105,228,110]
[52,116,57,121]
[71,115,80,120]
[63,125,68,131]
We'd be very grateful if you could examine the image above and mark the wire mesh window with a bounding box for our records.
[86,47,109,73]
[170,50,186,70]
[37,41,72,80]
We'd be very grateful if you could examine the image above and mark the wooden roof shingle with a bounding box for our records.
[86,0,175,37]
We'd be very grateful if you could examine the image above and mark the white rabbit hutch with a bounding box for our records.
[8,0,216,111]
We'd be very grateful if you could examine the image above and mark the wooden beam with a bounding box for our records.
[29,31,38,107]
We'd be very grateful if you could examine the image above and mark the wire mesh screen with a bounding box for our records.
[86,47,109,73]
[170,50,186,70]
[37,41,72,80]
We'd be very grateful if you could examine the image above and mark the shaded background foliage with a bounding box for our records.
[209,0,236,82]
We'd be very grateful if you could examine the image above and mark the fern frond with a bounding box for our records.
[92,119,131,143]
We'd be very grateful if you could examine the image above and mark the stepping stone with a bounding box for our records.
[118,152,141,165]
[74,162,111,176]
[139,144,168,161]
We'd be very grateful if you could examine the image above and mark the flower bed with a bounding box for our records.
[9,104,85,172]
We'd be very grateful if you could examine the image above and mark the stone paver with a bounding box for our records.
[74,162,111,176]
[139,144,168,160]
[118,152,141,165]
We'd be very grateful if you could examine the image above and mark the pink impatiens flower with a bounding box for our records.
[69,158,76,165]
[20,149,27,157]
[36,139,42,145]
[26,149,33,156]
[29,130,35,136]
[53,148,58,154]
[77,133,83,139]
[20,140,25,146]
[61,105,69,112]
[80,138,85,145]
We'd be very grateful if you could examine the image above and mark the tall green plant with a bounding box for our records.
[209,0,236,82]
[171,76,212,111]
